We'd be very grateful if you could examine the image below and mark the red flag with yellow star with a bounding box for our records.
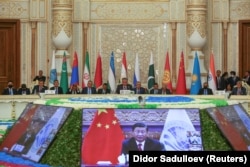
[82,109,124,165]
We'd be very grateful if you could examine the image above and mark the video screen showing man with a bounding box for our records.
[121,122,165,154]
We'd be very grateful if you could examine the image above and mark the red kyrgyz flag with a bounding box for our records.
[82,109,124,165]
[175,51,187,94]
[94,53,103,89]
[162,51,172,92]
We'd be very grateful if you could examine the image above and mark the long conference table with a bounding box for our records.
[0,94,249,120]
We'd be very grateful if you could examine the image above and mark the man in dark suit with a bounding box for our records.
[97,83,111,94]
[49,79,63,94]
[198,82,213,95]
[32,80,48,94]
[149,83,161,94]
[67,84,81,94]
[243,70,250,86]
[121,122,165,154]
[2,80,18,95]
[227,71,241,89]
[133,81,147,94]
[82,80,96,94]
[159,83,171,94]
[17,84,31,95]
[116,78,133,94]
[231,81,247,95]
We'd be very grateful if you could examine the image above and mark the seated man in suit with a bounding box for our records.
[17,84,31,95]
[149,83,161,94]
[231,80,247,95]
[50,79,63,94]
[198,82,213,95]
[82,80,96,94]
[116,78,133,94]
[133,81,147,94]
[2,80,18,95]
[159,83,171,94]
[67,84,81,94]
[32,79,48,94]
[97,83,111,94]
[121,122,165,155]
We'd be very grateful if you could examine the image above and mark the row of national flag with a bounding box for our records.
[49,50,217,94]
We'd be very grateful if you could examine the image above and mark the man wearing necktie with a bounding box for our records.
[32,80,48,94]
[133,81,147,94]
[231,81,247,95]
[82,80,96,94]
[49,80,63,94]
[2,80,17,95]
[198,82,213,95]
[216,70,222,90]
[121,122,165,154]
[115,78,133,94]
[149,83,160,94]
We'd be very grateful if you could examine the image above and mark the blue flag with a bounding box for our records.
[49,50,57,87]
[190,52,202,95]
[108,51,116,93]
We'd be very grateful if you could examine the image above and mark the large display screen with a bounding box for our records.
[206,104,250,150]
[81,108,202,166]
[0,103,73,162]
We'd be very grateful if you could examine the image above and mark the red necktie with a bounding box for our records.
[138,143,142,151]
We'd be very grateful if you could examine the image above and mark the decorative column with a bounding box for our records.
[171,22,177,88]
[186,0,207,75]
[222,21,228,72]
[52,0,73,80]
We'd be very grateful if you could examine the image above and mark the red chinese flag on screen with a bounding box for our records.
[94,53,103,89]
[82,109,124,165]
[175,51,187,94]
[213,109,248,150]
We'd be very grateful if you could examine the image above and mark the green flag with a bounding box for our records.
[147,53,155,90]
[82,51,90,88]
[60,52,68,94]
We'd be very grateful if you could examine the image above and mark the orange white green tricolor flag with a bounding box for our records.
[208,51,216,92]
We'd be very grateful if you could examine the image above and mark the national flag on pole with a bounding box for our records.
[175,51,187,94]
[94,53,103,89]
[60,52,68,94]
[120,52,128,80]
[108,51,116,93]
[162,51,172,92]
[133,53,140,87]
[147,53,155,90]
[82,109,124,165]
[82,51,90,88]
[190,52,202,95]
[208,51,216,92]
[70,51,79,86]
[49,50,57,88]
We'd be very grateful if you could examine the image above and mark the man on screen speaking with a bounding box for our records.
[121,122,165,154]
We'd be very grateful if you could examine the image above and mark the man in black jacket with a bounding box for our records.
[121,122,165,154]
[198,82,213,95]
